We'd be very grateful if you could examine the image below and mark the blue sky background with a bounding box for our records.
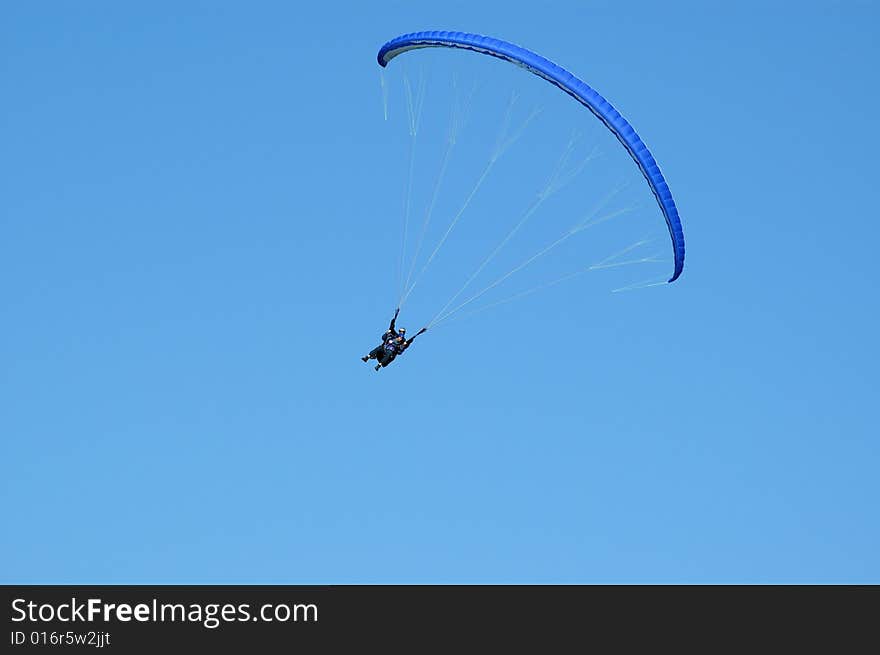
[2,1,878,583]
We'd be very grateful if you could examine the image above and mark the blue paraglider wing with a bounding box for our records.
[378,31,685,283]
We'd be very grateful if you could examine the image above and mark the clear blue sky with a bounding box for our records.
[2,1,878,583]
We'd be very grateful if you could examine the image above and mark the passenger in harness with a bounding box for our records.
[361,309,426,371]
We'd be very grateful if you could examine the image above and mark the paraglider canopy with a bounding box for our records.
[378,30,685,283]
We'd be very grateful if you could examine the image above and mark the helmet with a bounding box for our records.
[398,327,406,335]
